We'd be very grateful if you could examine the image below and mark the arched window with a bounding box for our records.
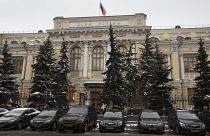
[35,40,41,44]
[185,37,191,40]
[150,37,159,42]
[70,47,81,71]
[118,46,127,54]
[92,46,104,71]
[11,40,18,44]
[21,42,27,45]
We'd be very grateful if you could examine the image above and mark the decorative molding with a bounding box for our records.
[92,33,103,38]
[116,32,126,37]
[70,33,80,38]
[47,26,151,34]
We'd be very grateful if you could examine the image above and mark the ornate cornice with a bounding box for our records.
[157,40,210,46]
[51,39,141,46]
[46,26,151,34]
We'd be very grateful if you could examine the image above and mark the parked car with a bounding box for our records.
[168,110,206,135]
[99,109,126,132]
[138,110,165,134]
[30,109,65,130]
[0,108,40,130]
[57,105,97,132]
[127,108,142,115]
[5,103,20,111]
[0,108,9,117]
[198,111,210,130]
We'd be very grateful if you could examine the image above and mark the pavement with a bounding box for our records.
[94,120,174,133]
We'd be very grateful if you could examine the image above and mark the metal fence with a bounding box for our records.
[172,96,193,110]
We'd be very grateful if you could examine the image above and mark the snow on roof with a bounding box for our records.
[204,95,210,100]
[31,92,41,95]
[11,108,30,111]
[176,109,188,112]
[84,80,104,84]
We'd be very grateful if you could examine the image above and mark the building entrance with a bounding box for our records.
[90,91,102,112]
[84,81,103,112]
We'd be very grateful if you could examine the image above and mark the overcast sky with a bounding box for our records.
[0,0,210,32]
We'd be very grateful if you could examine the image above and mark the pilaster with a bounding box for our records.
[83,43,88,77]
[180,53,185,80]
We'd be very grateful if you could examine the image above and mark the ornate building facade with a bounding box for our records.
[0,13,210,110]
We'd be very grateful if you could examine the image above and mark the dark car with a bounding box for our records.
[99,110,126,132]
[0,108,9,117]
[57,105,97,132]
[138,110,165,134]
[30,109,65,130]
[5,103,21,111]
[127,108,142,115]
[0,108,40,130]
[198,111,210,130]
[168,110,206,136]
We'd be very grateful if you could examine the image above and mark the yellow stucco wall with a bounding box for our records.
[1,14,210,109]
[171,53,180,80]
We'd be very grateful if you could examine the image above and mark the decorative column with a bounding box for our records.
[85,90,91,106]
[83,42,88,78]
[106,41,111,60]
[88,43,92,72]
[131,40,137,65]
[103,41,107,69]
[179,53,185,109]
[167,54,172,79]
[21,56,27,80]
[180,53,185,80]
[130,40,136,54]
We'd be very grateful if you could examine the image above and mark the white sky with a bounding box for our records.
[0,0,210,32]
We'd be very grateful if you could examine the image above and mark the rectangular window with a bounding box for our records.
[163,54,168,63]
[12,57,24,74]
[70,48,81,71]
[69,87,76,102]
[187,88,195,105]
[92,47,104,71]
[79,93,85,105]
[184,54,197,73]
[93,57,104,71]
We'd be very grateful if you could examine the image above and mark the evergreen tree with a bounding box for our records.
[123,42,138,108]
[102,25,126,109]
[0,42,19,107]
[138,33,155,109]
[28,37,57,110]
[55,38,70,108]
[149,44,174,115]
[193,38,210,112]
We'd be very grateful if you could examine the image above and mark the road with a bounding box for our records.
[0,121,209,136]
[0,129,178,136]
[1,125,208,136]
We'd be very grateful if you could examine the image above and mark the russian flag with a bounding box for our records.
[100,2,106,16]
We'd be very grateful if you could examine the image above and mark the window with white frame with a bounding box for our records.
[184,54,197,73]
[92,46,104,71]
[12,57,24,74]
[118,45,127,54]
[187,88,195,105]
[70,47,81,71]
